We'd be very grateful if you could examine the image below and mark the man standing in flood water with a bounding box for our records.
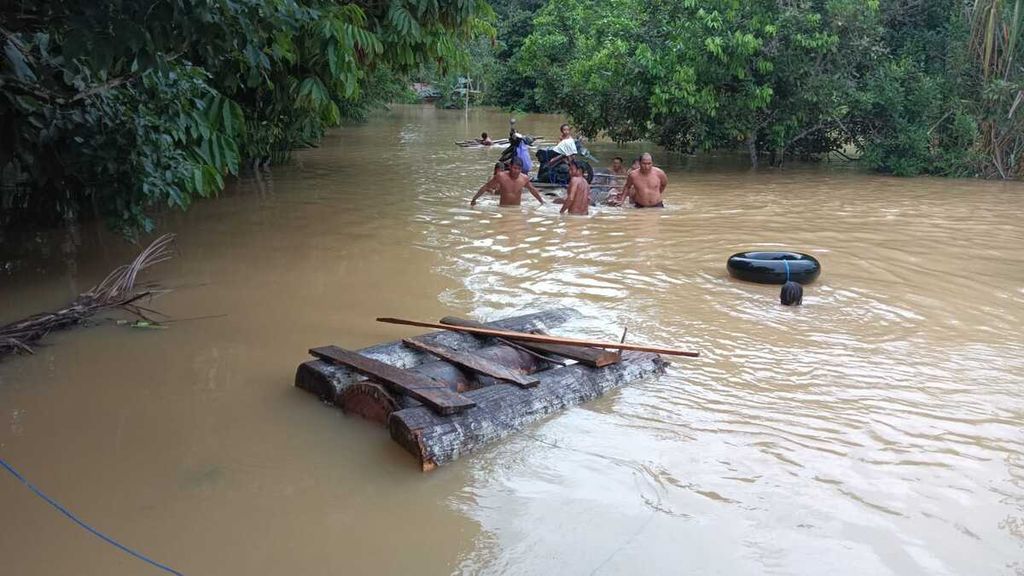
[623,152,668,207]
[560,160,591,216]
[470,158,545,207]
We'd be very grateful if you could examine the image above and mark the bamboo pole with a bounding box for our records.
[376,317,700,358]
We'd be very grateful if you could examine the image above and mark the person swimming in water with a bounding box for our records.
[780,281,803,306]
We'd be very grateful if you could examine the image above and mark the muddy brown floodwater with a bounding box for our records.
[1,105,1023,575]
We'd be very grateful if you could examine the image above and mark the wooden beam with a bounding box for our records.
[309,346,476,415]
[403,339,539,388]
[377,317,700,358]
[440,317,618,367]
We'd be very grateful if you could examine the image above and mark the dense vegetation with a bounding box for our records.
[1,0,493,234]
[497,0,1022,178]
[2,1,1021,236]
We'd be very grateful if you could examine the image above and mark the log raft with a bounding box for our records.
[294,308,670,470]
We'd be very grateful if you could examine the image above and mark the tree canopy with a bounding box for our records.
[1,0,494,234]
[509,0,1022,177]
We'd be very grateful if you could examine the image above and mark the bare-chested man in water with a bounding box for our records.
[560,160,591,215]
[470,158,545,207]
[623,152,667,207]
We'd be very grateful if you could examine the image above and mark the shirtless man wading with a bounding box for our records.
[470,158,545,207]
[623,152,668,207]
[560,161,591,216]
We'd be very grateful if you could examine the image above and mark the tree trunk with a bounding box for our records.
[389,351,667,470]
[334,343,557,422]
[747,131,759,168]
[294,308,580,403]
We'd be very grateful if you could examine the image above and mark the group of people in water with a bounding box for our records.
[467,121,805,306]
[469,123,668,215]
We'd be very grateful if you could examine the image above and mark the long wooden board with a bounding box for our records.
[402,339,539,388]
[309,346,476,415]
[440,317,619,367]
[377,317,700,358]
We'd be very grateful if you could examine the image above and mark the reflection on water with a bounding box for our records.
[1,105,1023,575]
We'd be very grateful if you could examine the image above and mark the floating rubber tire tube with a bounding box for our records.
[726,251,821,285]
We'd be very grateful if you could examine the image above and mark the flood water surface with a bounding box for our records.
[1,105,1023,575]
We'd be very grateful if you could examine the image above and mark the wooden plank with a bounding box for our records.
[440,316,617,367]
[309,346,475,415]
[390,351,667,470]
[377,317,701,358]
[296,308,581,402]
[403,339,540,388]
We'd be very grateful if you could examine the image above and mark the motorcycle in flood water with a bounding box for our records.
[498,119,597,185]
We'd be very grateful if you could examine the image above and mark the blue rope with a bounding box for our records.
[0,457,184,576]
[783,259,791,283]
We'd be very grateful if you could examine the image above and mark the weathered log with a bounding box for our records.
[295,308,580,402]
[339,382,397,424]
[310,346,476,415]
[388,351,668,471]
[441,316,619,367]
[336,343,552,421]
[402,338,540,388]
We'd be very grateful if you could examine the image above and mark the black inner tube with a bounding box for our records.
[727,251,821,285]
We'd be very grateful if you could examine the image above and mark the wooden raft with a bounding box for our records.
[295,308,669,470]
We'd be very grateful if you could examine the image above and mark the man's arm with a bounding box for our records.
[470,177,497,205]
[658,168,668,194]
[623,172,637,203]
[524,180,545,204]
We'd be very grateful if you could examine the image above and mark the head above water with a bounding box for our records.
[493,161,503,175]
[508,156,523,176]
[611,157,623,169]
[640,153,654,172]
[481,132,488,140]
[781,281,803,306]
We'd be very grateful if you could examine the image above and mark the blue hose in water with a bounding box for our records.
[0,457,184,575]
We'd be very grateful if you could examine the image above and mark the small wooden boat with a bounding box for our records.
[455,136,543,148]
[295,308,674,470]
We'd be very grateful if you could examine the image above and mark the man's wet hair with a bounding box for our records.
[613,156,623,163]
[781,281,803,306]
[509,157,523,168]
[567,159,580,171]
[493,161,504,172]
[481,132,488,139]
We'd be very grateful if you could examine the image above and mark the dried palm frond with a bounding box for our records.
[0,233,176,357]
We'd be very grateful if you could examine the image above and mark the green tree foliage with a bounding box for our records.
[483,0,549,111]
[1,0,493,234]
[510,0,1023,177]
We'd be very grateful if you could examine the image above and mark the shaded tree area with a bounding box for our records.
[505,0,1022,177]
[1,0,494,235]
